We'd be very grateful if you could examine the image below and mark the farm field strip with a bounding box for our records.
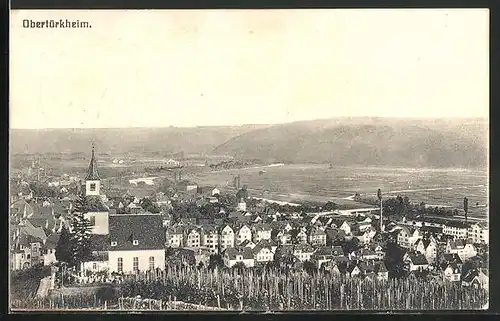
[192,165,488,216]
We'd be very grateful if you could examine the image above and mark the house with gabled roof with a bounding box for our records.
[184,227,201,248]
[440,253,463,267]
[271,229,293,245]
[397,226,423,249]
[166,226,184,248]
[252,223,272,243]
[200,224,219,254]
[11,233,45,270]
[468,222,488,245]
[222,247,255,268]
[253,244,275,264]
[446,239,477,261]
[442,221,469,240]
[293,243,315,262]
[346,263,362,278]
[322,259,342,275]
[374,261,389,281]
[240,239,257,249]
[235,224,252,246]
[308,227,327,246]
[219,224,235,251]
[415,236,438,264]
[108,213,166,274]
[369,243,385,259]
[353,227,376,245]
[461,268,488,290]
[443,263,461,282]
[294,229,308,244]
[311,246,344,269]
[405,253,429,272]
[337,220,353,236]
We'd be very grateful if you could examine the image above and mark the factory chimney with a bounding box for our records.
[377,188,383,232]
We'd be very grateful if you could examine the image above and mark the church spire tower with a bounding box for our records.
[85,144,101,196]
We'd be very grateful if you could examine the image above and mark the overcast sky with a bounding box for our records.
[10,9,489,129]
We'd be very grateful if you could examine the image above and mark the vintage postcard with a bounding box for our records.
[9,9,489,311]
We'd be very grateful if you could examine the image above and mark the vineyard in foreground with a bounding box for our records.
[11,266,488,311]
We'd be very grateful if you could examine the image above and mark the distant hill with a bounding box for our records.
[11,118,488,169]
[213,117,488,168]
[10,125,269,156]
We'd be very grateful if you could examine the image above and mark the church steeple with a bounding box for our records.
[85,144,101,196]
[85,144,100,181]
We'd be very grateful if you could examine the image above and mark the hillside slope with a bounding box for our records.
[10,125,269,155]
[213,118,488,168]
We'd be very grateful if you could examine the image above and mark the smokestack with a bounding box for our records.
[377,188,383,232]
[237,175,241,190]
[179,171,182,181]
[463,197,468,223]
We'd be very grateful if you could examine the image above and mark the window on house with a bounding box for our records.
[133,240,139,245]
[111,241,117,247]
[89,216,96,226]
[149,256,155,270]
[117,257,123,273]
[93,263,97,270]
[27,254,30,259]
[133,257,139,272]
[90,183,96,191]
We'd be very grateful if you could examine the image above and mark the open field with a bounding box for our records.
[11,152,488,219]
[189,164,488,218]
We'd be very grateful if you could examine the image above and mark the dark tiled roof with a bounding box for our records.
[442,253,463,265]
[408,253,429,266]
[109,214,165,251]
[239,239,254,247]
[462,270,479,283]
[294,243,314,253]
[224,247,254,260]
[375,261,388,273]
[201,224,218,234]
[325,228,345,239]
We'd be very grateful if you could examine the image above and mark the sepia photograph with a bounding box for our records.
[9,9,489,311]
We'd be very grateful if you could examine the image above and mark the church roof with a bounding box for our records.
[85,146,100,181]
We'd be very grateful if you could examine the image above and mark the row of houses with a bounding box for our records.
[403,218,488,244]
[395,225,479,263]
[165,217,377,255]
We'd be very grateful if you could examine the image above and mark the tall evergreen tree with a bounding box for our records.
[55,226,73,266]
[70,194,93,270]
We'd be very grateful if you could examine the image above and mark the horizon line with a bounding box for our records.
[10,115,488,130]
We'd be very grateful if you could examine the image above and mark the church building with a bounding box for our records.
[80,145,166,275]
[82,145,110,235]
